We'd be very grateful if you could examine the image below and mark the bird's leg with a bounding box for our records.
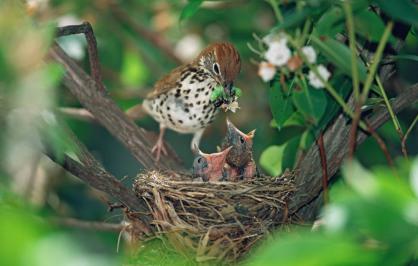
[191,129,205,152]
[151,124,167,161]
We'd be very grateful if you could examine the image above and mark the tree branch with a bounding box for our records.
[45,146,152,232]
[50,217,124,232]
[291,83,418,218]
[56,22,105,93]
[48,44,183,171]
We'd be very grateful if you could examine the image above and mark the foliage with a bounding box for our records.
[0,0,416,265]
[246,159,418,266]
[257,0,418,176]
[0,184,118,266]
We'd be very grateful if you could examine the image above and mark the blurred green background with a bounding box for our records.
[0,0,417,265]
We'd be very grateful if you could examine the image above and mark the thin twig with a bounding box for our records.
[360,21,394,102]
[50,217,124,232]
[401,114,418,159]
[59,107,95,122]
[365,121,394,168]
[375,76,406,158]
[348,21,393,158]
[56,22,106,93]
[343,1,360,99]
[316,132,329,204]
[348,104,361,158]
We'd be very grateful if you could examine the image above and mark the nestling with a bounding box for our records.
[192,146,232,182]
[221,119,258,180]
[138,42,241,160]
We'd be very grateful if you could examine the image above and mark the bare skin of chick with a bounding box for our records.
[192,146,232,182]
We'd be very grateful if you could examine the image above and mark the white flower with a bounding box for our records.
[258,61,276,82]
[263,32,287,46]
[301,46,317,64]
[265,41,291,67]
[308,64,331,89]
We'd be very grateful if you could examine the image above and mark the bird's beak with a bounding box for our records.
[246,129,256,140]
[226,118,246,136]
[223,82,234,98]
[207,146,232,169]
[226,118,236,134]
[192,144,204,156]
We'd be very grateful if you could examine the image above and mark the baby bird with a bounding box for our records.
[192,146,232,182]
[221,119,258,180]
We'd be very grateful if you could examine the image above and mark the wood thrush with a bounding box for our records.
[141,42,241,161]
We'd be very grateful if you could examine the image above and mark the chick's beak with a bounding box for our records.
[207,146,232,170]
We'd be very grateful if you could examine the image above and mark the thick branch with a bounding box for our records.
[51,217,124,232]
[44,129,151,223]
[291,84,418,217]
[48,44,183,171]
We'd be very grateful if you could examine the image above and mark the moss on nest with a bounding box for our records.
[131,171,295,264]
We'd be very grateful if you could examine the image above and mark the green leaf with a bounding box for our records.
[121,50,149,87]
[311,35,367,81]
[300,129,315,150]
[354,10,396,43]
[210,85,224,102]
[233,87,242,97]
[273,0,331,31]
[248,232,379,266]
[315,6,345,36]
[282,136,301,171]
[179,0,204,21]
[276,125,306,145]
[260,145,285,176]
[315,73,351,131]
[373,0,418,27]
[292,86,327,125]
[268,81,294,129]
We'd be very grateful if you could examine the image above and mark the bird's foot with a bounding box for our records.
[151,138,167,161]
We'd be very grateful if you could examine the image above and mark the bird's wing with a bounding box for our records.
[146,64,187,99]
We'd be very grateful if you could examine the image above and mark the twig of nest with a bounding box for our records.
[131,170,295,263]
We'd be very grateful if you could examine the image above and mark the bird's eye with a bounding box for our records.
[213,63,220,75]
[239,136,245,144]
[197,157,202,164]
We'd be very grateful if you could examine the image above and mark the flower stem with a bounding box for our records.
[288,37,367,130]
[360,21,394,102]
[343,1,360,100]
[375,76,403,136]
[267,0,284,23]
[401,114,418,160]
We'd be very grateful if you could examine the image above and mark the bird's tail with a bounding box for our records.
[126,103,147,121]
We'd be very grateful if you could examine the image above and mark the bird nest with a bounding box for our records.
[132,170,295,263]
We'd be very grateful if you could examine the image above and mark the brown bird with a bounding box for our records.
[221,119,258,180]
[138,43,241,160]
[192,146,232,182]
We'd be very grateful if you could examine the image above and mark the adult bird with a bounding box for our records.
[129,42,241,161]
